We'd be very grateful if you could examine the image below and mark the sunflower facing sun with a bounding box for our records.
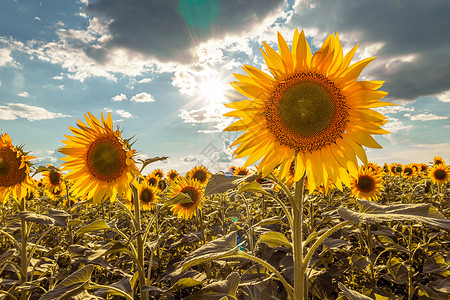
[59,112,139,204]
[169,177,204,219]
[186,165,211,185]
[350,167,384,201]
[138,180,159,211]
[0,132,35,204]
[429,164,449,186]
[224,29,393,192]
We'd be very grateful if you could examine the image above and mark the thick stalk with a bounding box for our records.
[132,186,148,300]
[20,197,29,300]
[408,222,414,300]
[292,176,305,300]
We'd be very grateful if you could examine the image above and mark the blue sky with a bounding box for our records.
[1,0,449,175]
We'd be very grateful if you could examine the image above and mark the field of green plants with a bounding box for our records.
[0,161,449,300]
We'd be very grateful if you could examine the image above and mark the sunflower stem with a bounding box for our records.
[19,197,29,300]
[132,185,148,300]
[292,176,305,300]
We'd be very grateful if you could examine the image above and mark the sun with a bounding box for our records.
[200,77,228,105]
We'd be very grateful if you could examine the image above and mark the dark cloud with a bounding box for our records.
[85,0,284,63]
[293,0,450,101]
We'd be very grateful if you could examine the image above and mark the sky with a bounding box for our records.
[0,0,449,176]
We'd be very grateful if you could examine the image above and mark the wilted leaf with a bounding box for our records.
[204,174,242,197]
[18,211,55,225]
[76,220,110,236]
[184,272,240,300]
[338,282,372,300]
[165,277,204,293]
[40,265,94,300]
[338,200,450,229]
[258,231,292,249]
[237,182,271,196]
[351,253,370,271]
[179,231,239,270]
[163,192,193,208]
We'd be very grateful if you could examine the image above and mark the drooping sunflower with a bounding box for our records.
[350,167,384,201]
[137,180,159,211]
[402,164,415,178]
[156,179,167,193]
[41,166,65,194]
[419,163,429,174]
[169,177,204,219]
[233,166,250,176]
[429,164,450,185]
[0,132,35,204]
[59,112,139,204]
[151,168,164,179]
[167,169,179,181]
[433,156,445,166]
[186,165,211,185]
[389,163,402,176]
[224,29,392,192]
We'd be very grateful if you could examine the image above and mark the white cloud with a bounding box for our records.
[375,105,414,115]
[382,117,413,133]
[171,67,199,96]
[130,92,155,103]
[137,78,152,84]
[181,154,198,164]
[53,75,63,80]
[115,109,133,118]
[405,113,448,121]
[436,90,450,103]
[18,92,29,97]
[0,48,16,67]
[370,143,450,165]
[111,93,127,101]
[0,103,71,121]
[35,16,41,21]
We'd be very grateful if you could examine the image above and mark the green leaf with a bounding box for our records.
[338,282,372,300]
[237,182,271,196]
[166,277,204,293]
[32,165,49,176]
[179,231,239,271]
[385,257,408,284]
[184,272,240,300]
[163,192,193,208]
[137,156,169,170]
[258,231,292,249]
[76,220,110,236]
[39,265,94,300]
[253,216,285,228]
[338,199,450,229]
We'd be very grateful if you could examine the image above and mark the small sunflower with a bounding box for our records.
[389,163,402,176]
[224,29,392,192]
[186,165,211,185]
[420,163,429,174]
[41,166,65,194]
[350,168,383,201]
[233,166,250,176]
[365,162,383,176]
[146,174,158,186]
[0,132,35,204]
[429,164,450,185]
[138,180,159,211]
[59,112,139,204]
[36,179,45,189]
[402,164,415,178]
[433,156,445,166]
[169,177,204,219]
[167,169,179,181]
[151,168,164,179]
[157,179,167,193]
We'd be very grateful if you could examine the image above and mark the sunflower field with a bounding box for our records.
[1,29,450,300]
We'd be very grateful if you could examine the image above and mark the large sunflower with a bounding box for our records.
[59,112,139,204]
[429,164,449,185]
[350,167,383,201]
[169,177,204,219]
[0,132,35,204]
[224,29,393,192]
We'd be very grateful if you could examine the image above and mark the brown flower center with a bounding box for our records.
[0,147,27,188]
[434,169,446,181]
[49,171,61,185]
[266,72,349,152]
[86,135,127,182]
[180,186,199,209]
[357,175,375,193]
[140,188,154,204]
